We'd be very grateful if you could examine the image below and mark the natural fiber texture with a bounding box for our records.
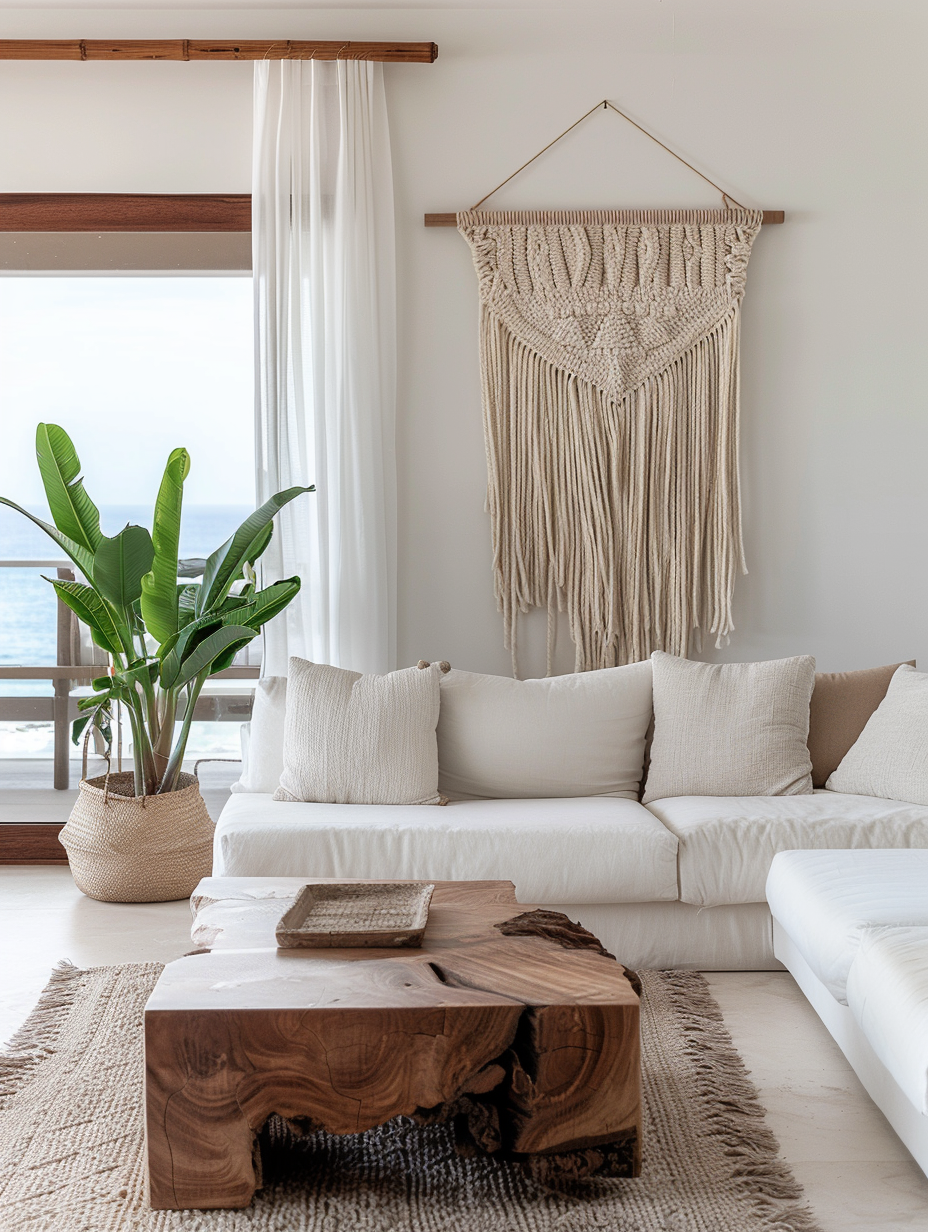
[275,658,445,805]
[59,771,214,904]
[0,962,822,1232]
[458,208,763,672]
[643,652,816,803]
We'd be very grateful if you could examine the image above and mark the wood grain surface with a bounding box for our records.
[145,880,640,1210]
[0,40,438,63]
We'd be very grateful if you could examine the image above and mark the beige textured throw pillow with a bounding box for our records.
[642,652,816,803]
[826,665,928,805]
[437,661,653,800]
[808,661,915,787]
[274,658,444,805]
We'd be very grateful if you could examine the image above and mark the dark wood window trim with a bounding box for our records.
[0,193,251,232]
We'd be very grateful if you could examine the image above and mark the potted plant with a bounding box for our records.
[0,424,312,902]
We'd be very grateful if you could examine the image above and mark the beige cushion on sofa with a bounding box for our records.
[274,658,443,806]
[646,791,928,906]
[642,653,815,804]
[808,661,914,787]
[827,665,928,805]
[437,660,653,800]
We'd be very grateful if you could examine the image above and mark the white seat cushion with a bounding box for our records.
[213,794,679,905]
[847,925,928,1115]
[766,849,928,1001]
[646,792,928,907]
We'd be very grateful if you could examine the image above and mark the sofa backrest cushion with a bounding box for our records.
[808,660,915,788]
[274,658,444,806]
[437,661,653,800]
[827,665,928,806]
[642,652,815,803]
[230,675,287,795]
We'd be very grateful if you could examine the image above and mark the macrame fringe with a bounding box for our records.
[653,971,823,1232]
[0,960,85,1107]
[483,306,745,674]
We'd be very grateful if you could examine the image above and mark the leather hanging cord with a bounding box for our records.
[470,99,748,213]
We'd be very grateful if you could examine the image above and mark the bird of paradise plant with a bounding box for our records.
[0,424,313,796]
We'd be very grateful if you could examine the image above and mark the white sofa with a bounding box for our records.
[767,849,928,1178]
[213,662,928,970]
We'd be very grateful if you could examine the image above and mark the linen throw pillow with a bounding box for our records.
[808,660,915,787]
[437,660,653,800]
[826,665,928,805]
[230,675,287,794]
[642,652,815,803]
[274,658,444,806]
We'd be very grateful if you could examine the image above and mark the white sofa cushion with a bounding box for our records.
[827,665,928,806]
[230,676,287,795]
[646,792,928,907]
[847,925,928,1116]
[436,661,652,800]
[642,653,815,804]
[212,794,679,904]
[275,659,444,806]
[766,849,928,1001]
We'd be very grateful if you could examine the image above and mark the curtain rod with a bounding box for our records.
[0,40,438,63]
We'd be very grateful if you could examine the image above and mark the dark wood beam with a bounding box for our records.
[0,825,67,865]
[0,40,437,63]
[0,193,251,232]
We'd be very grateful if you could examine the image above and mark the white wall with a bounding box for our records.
[1,2,926,676]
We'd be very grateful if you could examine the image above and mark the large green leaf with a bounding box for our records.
[196,486,313,616]
[0,497,95,579]
[172,624,256,689]
[35,423,102,554]
[140,448,190,646]
[94,525,155,608]
[48,578,124,657]
[158,611,223,689]
[245,521,273,567]
[226,577,302,632]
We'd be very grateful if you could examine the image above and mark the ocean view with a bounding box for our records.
[0,503,253,759]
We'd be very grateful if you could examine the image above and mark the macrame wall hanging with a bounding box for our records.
[429,101,780,675]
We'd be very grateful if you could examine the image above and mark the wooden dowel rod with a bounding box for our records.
[426,210,784,226]
[0,40,438,63]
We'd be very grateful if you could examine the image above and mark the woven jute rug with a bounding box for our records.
[0,962,823,1232]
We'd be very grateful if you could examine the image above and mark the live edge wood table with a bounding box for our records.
[144,877,641,1211]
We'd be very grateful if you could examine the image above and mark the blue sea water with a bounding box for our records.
[0,503,252,694]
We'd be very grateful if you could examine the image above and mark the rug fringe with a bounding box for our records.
[0,960,86,1107]
[656,971,824,1232]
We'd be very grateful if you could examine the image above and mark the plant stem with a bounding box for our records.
[158,671,207,793]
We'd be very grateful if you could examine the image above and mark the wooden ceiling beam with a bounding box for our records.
[0,40,437,63]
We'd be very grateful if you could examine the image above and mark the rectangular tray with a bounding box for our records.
[275,881,435,949]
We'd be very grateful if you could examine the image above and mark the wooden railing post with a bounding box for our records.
[53,566,75,790]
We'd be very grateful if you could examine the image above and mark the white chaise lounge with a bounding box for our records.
[767,848,928,1178]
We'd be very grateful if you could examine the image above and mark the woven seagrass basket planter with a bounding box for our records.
[59,770,214,903]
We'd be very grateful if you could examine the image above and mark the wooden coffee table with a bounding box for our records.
[144,878,640,1211]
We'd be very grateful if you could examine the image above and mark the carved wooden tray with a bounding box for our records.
[275,881,435,949]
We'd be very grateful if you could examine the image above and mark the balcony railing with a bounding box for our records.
[0,559,258,789]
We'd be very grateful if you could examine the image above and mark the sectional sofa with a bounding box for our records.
[768,849,928,1179]
[213,655,928,971]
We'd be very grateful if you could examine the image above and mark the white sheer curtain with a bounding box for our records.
[253,60,396,677]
